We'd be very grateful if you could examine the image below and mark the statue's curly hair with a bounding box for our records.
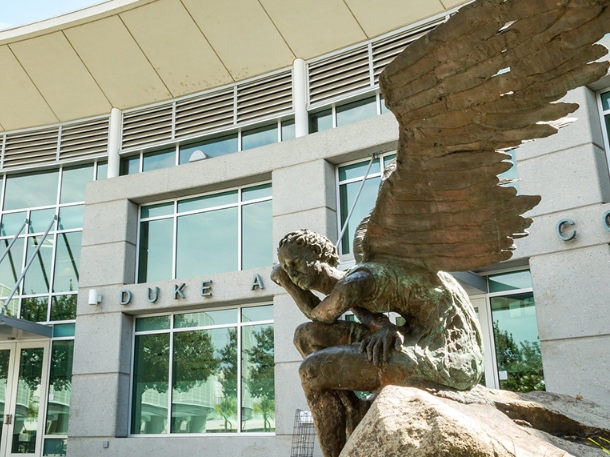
[278,229,340,267]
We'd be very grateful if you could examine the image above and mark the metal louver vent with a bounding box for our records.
[308,45,371,106]
[175,88,234,139]
[3,127,58,169]
[372,20,442,83]
[60,117,109,160]
[237,70,292,122]
[122,103,173,149]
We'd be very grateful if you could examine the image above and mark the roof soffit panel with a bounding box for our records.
[259,0,366,59]
[120,0,233,97]
[0,46,58,131]
[345,0,447,38]
[64,16,172,109]
[181,0,295,81]
[9,32,112,123]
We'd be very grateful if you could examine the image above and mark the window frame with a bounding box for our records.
[129,303,275,437]
[596,88,610,176]
[470,269,541,391]
[136,182,273,284]
[335,152,396,256]
[0,161,106,323]
[120,117,295,176]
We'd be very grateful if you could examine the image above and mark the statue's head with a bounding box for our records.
[278,229,339,268]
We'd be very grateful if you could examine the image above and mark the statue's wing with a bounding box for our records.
[360,0,610,272]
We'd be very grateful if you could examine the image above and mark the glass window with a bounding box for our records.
[242,124,278,151]
[178,191,237,213]
[131,333,170,434]
[46,340,74,437]
[179,134,238,164]
[242,200,272,270]
[281,119,295,141]
[29,209,56,234]
[135,315,171,332]
[53,232,82,293]
[339,160,381,181]
[241,324,274,432]
[52,323,75,338]
[58,206,84,231]
[242,184,271,202]
[336,96,377,127]
[141,202,173,219]
[0,238,24,294]
[0,164,84,325]
[138,184,272,283]
[96,162,108,180]
[1,212,28,236]
[175,309,237,328]
[21,296,49,322]
[131,305,274,435]
[490,291,544,392]
[60,165,94,203]
[23,235,54,295]
[309,109,332,133]
[120,156,140,176]
[176,207,238,277]
[138,219,174,283]
[4,171,58,210]
[488,270,532,293]
[337,154,394,255]
[143,149,176,172]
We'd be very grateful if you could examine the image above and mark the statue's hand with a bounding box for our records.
[359,324,405,366]
[271,263,287,286]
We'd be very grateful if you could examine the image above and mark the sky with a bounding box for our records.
[0,0,106,30]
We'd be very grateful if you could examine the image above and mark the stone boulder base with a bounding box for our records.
[340,386,610,457]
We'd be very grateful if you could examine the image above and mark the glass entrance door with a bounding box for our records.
[0,342,49,457]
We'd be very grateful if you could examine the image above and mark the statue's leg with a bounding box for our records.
[293,320,371,357]
[299,345,398,457]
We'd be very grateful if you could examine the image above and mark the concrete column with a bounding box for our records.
[107,108,122,178]
[293,59,308,138]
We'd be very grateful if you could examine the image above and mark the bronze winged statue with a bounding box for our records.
[272,1,610,456]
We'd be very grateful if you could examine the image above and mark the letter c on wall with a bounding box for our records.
[604,210,610,232]
[556,219,576,241]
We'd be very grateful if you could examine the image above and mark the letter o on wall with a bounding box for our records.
[604,210,610,232]
[556,219,576,241]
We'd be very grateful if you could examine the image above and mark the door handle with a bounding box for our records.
[4,414,12,425]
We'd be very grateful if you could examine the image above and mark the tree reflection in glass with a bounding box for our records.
[21,297,48,322]
[46,341,74,437]
[131,333,170,434]
[242,325,274,432]
[12,348,43,454]
[170,328,219,433]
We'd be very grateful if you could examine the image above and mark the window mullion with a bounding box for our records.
[168,323,174,434]
[236,312,242,433]
[172,204,178,281]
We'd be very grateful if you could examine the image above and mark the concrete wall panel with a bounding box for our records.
[530,244,610,341]
[541,335,610,412]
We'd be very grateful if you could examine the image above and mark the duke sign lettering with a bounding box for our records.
[119,274,264,305]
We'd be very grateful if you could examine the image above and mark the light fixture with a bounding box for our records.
[189,150,211,162]
[88,289,102,305]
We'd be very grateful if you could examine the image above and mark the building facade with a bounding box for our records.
[0,1,608,456]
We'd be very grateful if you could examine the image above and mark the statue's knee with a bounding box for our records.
[293,322,316,356]
[298,356,318,385]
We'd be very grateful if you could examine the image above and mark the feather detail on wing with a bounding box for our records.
[359,0,610,272]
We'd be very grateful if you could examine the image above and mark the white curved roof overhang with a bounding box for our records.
[0,0,469,133]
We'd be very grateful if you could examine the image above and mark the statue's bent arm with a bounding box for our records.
[309,271,376,324]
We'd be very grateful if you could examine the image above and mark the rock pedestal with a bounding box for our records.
[340,386,610,457]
